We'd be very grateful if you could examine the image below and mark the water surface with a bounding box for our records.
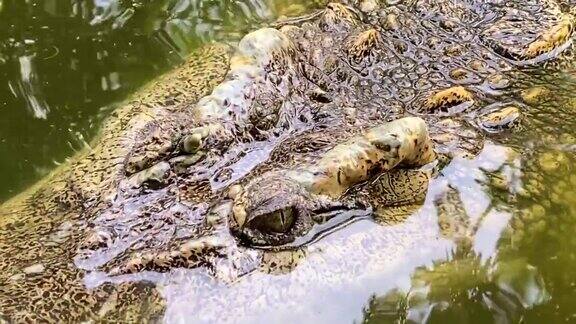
[0,0,315,200]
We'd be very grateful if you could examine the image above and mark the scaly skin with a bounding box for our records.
[0,44,231,322]
[1,0,575,321]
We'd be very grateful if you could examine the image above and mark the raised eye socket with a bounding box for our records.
[250,207,296,234]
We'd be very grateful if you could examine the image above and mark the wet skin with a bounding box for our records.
[0,0,575,321]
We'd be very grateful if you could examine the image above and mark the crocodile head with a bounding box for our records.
[229,116,437,247]
[74,0,575,269]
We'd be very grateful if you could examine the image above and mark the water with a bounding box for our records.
[0,0,317,201]
[1,1,576,323]
[362,80,576,322]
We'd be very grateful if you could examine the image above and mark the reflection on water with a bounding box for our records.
[364,158,575,324]
[80,144,532,323]
[362,88,576,323]
[12,55,49,119]
[0,0,317,201]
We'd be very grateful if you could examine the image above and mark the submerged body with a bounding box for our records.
[1,0,575,322]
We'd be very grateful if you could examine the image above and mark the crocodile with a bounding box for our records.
[1,0,575,322]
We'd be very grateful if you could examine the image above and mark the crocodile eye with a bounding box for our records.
[250,207,296,234]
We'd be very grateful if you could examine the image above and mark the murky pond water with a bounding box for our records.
[0,0,317,201]
[1,0,576,323]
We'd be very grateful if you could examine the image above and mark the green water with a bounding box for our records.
[0,0,315,201]
[362,84,576,322]
[1,1,576,323]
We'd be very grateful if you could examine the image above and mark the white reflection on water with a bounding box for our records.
[440,144,514,223]
[474,210,511,264]
[495,259,551,309]
[84,144,518,324]
[8,55,50,119]
[440,144,519,264]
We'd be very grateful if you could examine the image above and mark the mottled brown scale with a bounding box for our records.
[523,13,574,59]
[0,44,230,321]
[322,2,359,28]
[481,3,574,62]
[423,86,474,112]
[348,29,381,58]
[479,106,521,132]
[449,68,469,80]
